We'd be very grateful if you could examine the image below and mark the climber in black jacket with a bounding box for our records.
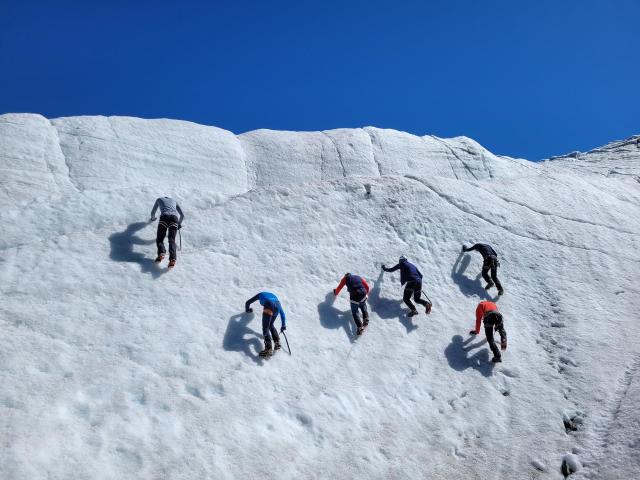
[462,243,504,295]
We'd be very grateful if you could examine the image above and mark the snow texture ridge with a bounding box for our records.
[547,134,640,179]
[1,114,531,208]
[1,113,639,480]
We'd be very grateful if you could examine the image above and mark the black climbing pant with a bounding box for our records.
[403,281,430,311]
[484,319,507,361]
[482,255,503,291]
[349,290,368,328]
[156,214,179,261]
[261,300,280,343]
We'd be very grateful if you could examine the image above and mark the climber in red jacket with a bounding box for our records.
[334,273,370,336]
[470,300,507,363]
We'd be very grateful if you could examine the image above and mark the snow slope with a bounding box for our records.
[1,113,638,480]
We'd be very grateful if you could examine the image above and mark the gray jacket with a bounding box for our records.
[151,197,184,224]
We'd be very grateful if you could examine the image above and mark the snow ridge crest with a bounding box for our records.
[1,113,520,201]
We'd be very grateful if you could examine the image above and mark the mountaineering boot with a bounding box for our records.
[408,309,419,317]
[168,259,176,269]
[155,254,165,263]
[259,346,273,357]
[501,337,507,351]
[425,302,432,315]
[357,326,364,336]
[498,288,504,296]
[491,356,502,363]
[259,338,273,357]
[274,339,281,351]
[485,281,495,290]
[363,316,369,327]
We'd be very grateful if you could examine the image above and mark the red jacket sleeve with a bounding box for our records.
[361,278,370,294]
[475,302,498,333]
[475,303,484,334]
[334,277,346,295]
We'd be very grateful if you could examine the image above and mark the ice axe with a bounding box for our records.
[422,290,433,314]
[281,330,292,355]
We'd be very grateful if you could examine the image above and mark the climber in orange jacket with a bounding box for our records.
[470,300,507,363]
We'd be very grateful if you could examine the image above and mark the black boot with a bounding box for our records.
[259,338,273,357]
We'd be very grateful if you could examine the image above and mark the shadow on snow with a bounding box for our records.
[109,221,166,278]
[317,291,358,343]
[223,312,264,365]
[451,252,492,300]
[444,334,494,377]
[369,271,418,334]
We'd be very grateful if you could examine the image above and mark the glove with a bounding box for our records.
[469,330,477,335]
[246,308,253,313]
[280,326,287,332]
[150,216,157,222]
[178,224,182,230]
[381,264,386,270]
[461,245,467,252]
[333,289,337,295]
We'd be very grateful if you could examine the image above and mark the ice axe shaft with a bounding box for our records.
[422,290,433,314]
[282,331,292,355]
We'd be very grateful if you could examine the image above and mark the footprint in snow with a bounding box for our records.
[562,411,585,433]
[185,385,205,400]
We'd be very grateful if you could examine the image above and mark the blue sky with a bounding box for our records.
[1,0,638,160]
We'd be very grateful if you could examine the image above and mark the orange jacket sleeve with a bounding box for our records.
[334,277,346,295]
[475,303,484,334]
[362,278,370,294]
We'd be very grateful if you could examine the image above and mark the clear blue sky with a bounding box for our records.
[1,0,638,160]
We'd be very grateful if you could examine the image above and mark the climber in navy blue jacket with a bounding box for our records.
[382,256,432,316]
[245,292,287,357]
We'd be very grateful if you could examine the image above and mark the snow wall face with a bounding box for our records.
[52,115,248,195]
[0,114,75,203]
[238,126,519,188]
[1,113,523,206]
[0,113,528,250]
[1,113,640,480]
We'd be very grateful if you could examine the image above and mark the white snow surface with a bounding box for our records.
[1,113,639,480]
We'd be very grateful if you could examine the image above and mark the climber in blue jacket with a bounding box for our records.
[245,292,287,357]
[382,256,432,316]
